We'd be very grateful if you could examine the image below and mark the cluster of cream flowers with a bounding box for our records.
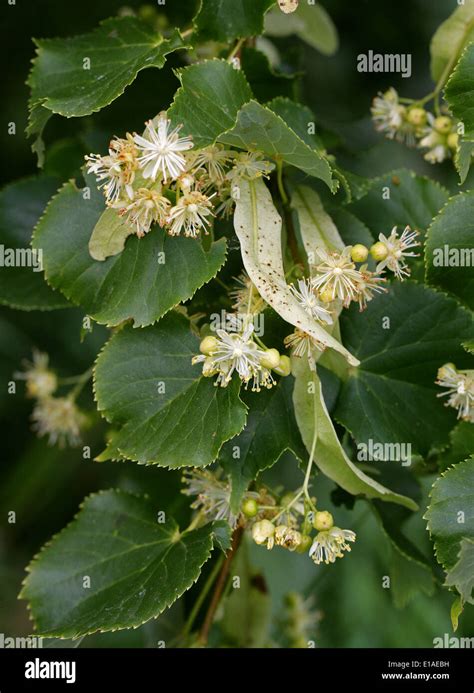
[371,88,460,164]
[181,470,356,567]
[15,351,86,447]
[86,113,274,240]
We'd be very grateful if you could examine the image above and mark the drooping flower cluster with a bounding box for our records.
[15,351,86,447]
[192,313,291,391]
[371,88,460,164]
[86,112,274,241]
[248,493,356,567]
[283,230,418,364]
[436,363,474,423]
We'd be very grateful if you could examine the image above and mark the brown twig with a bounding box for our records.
[198,525,244,645]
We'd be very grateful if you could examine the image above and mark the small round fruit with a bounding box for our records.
[260,348,281,370]
[295,534,313,553]
[434,116,452,135]
[274,355,291,377]
[241,498,259,518]
[447,132,459,149]
[406,107,427,126]
[370,241,389,262]
[313,510,334,531]
[319,287,334,303]
[199,335,219,355]
[350,244,369,263]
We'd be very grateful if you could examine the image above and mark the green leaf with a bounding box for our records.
[267,97,324,150]
[94,312,247,467]
[445,42,474,183]
[32,176,227,327]
[445,538,474,603]
[221,377,306,514]
[430,1,474,82]
[0,177,70,310]
[193,0,274,43]
[439,422,474,472]
[451,594,464,630]
[425,191,474,310]
[372,502,435,608]
[388,546,436,609]
[349,169,449,237]
[425,458,474,571]
[27,18,188,155]
[292,359,417,510]
[212,520,232,552]
[330,208,374,248]
[20,489,214,638]
[233,179,358,364]
[169,59,253,148]
[336,282,473,457]
[220,100,335,190]
[291,184,344,259]
[241,49,296,103]
[88,208,135,261]
[265,2,338,55]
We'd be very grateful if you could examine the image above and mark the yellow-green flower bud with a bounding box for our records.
[434,116,452,135]
[350,244,369,263]
[241,498,259,518]
[199,335,219,355]
[313,510,334,531]
[447,132,459,149]
[406,107,427,126]
[370,241,389,262]
[295,534,313,553]
[274,355,291,377]
[260,348,281,370]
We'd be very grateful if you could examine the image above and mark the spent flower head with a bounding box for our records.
[32,396,86,447]
[436,363,474,422]
[15,350,57,400]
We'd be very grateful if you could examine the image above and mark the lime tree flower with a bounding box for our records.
[32,396,86,447]
[309,527,356,565]
[133,112,193,182]
[372,225,420,279]
[226,151,275,183]
[353,265,387,311]
[289,278,334,324]
[312,247,362,307]
[117,187,171,237]
[167,190,215,237]
[274,525,302,551]
[371,88,416,146]
[85,134,138,204]
[436,363,474,422]
[418,114,459,164]
[252,519,276,549]
[230,272,267,315]
[181,469,242,527]
[309,511,356,565]
[284,328,326,370]
[193,318,265,388]
[15,350,57,399]
[192,144,233,186]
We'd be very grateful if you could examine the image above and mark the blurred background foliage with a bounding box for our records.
[0,0,472,647]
